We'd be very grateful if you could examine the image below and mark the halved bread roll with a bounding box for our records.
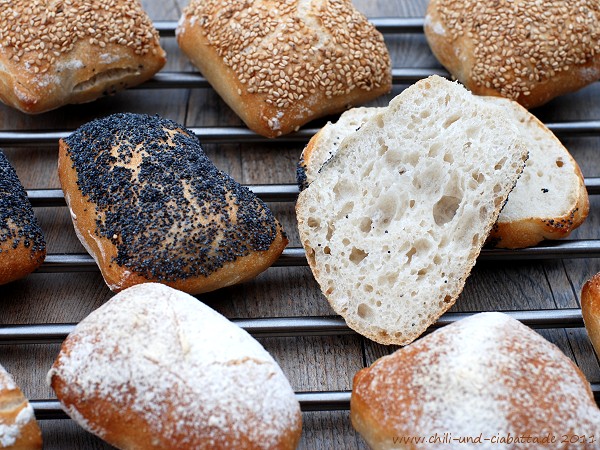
[296,76,528,345]
[298,98,588,248]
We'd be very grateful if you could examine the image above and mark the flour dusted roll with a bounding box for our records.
[424,0,600,108]
[176,0,391,138]
[58,113,287,294]
[48,283,302,450]
[351,312,600,450]
[0,364,42,449]
[0,0,166,114]
[0,152,46,285]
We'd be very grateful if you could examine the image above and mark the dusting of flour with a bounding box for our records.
[48,283,300,448]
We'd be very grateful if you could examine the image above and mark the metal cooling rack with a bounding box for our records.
[8,16,600,422]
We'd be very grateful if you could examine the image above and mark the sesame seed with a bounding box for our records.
[183,0,390,131]
[433,0,600,101]
[0,0,161,74]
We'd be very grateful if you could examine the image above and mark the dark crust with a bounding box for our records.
[296,159,308,192]
[64,113,281,282]
[0,151,46,254]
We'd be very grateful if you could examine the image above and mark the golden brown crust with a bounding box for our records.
[0,0,166,114]
[49,284,302,450]
[0,152,46,285]
[0,367,42,450]
[582,273,600,357]
[351,313,600,449]
[176,0,391,138]
[0,241,45,286]
[424,0,600,109]
[58,115,288,295]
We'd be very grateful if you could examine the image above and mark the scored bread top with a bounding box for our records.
[176,0,391,137]
[351,312,600,449]
[0,0,166,113]
[48,283,302,450]
[0,151,46,285]
[298,98,588,248]
[296,76,528,345]
[424,0,600,108]
[59,113,287,294]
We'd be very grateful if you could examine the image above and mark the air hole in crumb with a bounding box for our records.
[349,247,368,265]
[357,303,373,319]
[406,247,417,263]
[433,195,461,226]
[472,172,485,183]
[365,284,374,293]
[472,233,480,245]
[307,217,320,228]
[359,217,372,233]
[443,152,454,163]
[556,159,564,168]
[428,142,441,157]
[326,224,334,240]
[376,115,385,128]
[409,199,415,208]
[342,238,350,246]
[376,300,381,307]
[443,114,460,128]
[323,246,331,255]
[494,157,508,170]
[493,184,502,193]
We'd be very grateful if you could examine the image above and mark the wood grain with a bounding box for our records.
[0,0,598,449]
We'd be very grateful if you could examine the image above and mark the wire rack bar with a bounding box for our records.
[30,391,352,420]
[153,18,426,38]
[24,178,600,208]
[28,382,600,418]
[35,241,600,275]
[3,119,599,147]
[0,309,584,345]
[140,68,452,89]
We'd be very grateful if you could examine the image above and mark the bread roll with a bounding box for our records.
[0,0,166,114]
[48,283,302,450]
[351,312,600,450]
[296,76,528,345]
[58,113,287,294]
[424,0,600,109]
[298,99,589,248]
[0,152,46,285]
[176,0,391,138]
[581,272,600,357]
[0,363,42,450]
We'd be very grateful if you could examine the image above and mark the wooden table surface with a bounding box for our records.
[1,0,599,448]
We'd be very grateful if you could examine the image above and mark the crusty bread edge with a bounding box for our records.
[58,139,288,294]
[0,38,166,114]
[582,273,600,358]
[176,14,391,138]
[296,79,529,345]
[424,8,600,109]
